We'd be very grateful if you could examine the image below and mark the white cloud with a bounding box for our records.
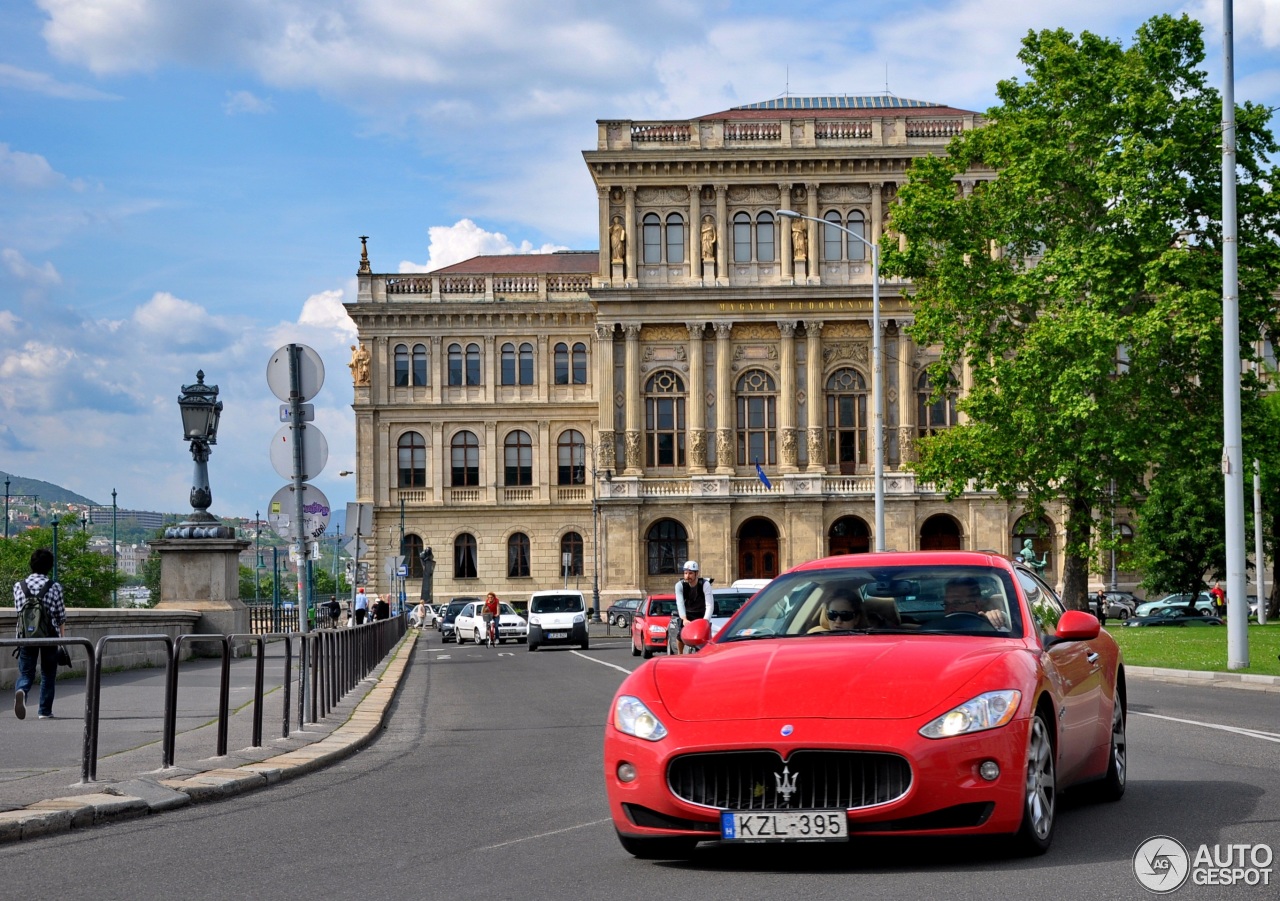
[132,292,239,349]
[0,144,64,189]
[0,62,120,100]
[0,311,19,336]
[1,249,62,286]
[399,219,570,272]
[1189,0,1280,48]
[223,89,274,115]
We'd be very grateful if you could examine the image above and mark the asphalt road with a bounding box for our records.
[2,631,1278,901]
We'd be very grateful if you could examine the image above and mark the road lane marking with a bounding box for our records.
[474,818,612,852]
[1132,711,1280,743]
[570,650,635,675]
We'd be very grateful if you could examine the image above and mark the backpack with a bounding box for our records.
[17,579,54,639]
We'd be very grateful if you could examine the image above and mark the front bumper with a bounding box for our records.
[604,715,1031,841]
[529,622,587,645]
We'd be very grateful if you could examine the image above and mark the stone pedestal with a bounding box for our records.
[793,258,807,280]
[611,262,625,283]
[150,536,251,654]
[701,258,715,281]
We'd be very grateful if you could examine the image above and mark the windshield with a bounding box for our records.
[712,592,753,618]
[720,565,1023,641]
[530,594,585,614]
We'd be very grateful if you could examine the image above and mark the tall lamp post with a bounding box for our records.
[589,441,612,623]
[168,370,228,536]
[778,209,885,551]
[51,515,60,581]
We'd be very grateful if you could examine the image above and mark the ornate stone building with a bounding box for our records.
[345,95,1086,609]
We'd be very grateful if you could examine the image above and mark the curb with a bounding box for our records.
[0,631,417,845]
[1127,665,1280,691]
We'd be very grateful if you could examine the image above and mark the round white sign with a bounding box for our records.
[266,344,325,403]
[269,423,329,481]
[267,483,332,541]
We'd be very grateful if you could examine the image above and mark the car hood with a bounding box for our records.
[651,635,1018,721]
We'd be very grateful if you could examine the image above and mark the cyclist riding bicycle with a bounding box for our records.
[482,592,501,648]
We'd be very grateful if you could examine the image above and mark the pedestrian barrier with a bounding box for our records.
[2,613,407,785]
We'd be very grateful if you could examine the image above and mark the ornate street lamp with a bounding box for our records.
[168,370,233,538]
[778,209,885,551]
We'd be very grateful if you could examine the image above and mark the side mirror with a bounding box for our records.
[682,618,712,649]
[1051,609,1101,643]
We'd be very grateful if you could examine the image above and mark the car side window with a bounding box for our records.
[1017,569,1065,640]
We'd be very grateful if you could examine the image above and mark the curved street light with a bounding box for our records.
[777,209,884,551]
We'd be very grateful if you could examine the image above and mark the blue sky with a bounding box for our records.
[1,0,1278,522]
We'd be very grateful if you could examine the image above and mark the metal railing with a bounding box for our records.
[1,614,407,785]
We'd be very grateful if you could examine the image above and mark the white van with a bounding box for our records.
[526,589,589,651]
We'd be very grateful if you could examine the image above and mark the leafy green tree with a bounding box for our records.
[1,528,124,607]
[882,15,1280,608]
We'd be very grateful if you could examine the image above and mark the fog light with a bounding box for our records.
[616,762,638,783]
[978,760,1000,781]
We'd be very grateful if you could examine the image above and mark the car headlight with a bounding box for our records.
[919,690,1021,739]
[613,695,668,741]
[573,614,585,624]
[529,615,540,626]
[649,624,666,634]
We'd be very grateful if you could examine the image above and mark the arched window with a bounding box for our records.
[666,213,685,264]
[394,344,410,387]
[554,342,570,385]
[733,212,752,262]
[645,370,686,468]
[465,343,481,386]
[454,533,478,579]
[557,429,586,485]
[501,343,517,385]
[561,532,584,577]
[500,343,533,386]
[450,431,479,487]
[846,211,866,261]
[736,370,777,466]
[504,430,533,486]
[412,343,428,386]
[823,210,843,261]
[519,342,534,385]
[646,519,688,576]
[447,343,463,386]
[642,213,662,264]
[403,534,424,578]
[571,342,587,384]
[756,212,775,263]
[917,371,957,437]
[397,431,426,488]
[508,533,530,578]
[826,368,868,473]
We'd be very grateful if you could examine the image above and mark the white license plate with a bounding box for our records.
[720,810,848,842]
[548,632,567,639]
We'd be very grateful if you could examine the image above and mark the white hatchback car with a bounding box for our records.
[527,589,589,651]
[454,601,529,645]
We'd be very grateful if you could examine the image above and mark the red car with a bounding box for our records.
[605,551,1126,859]
[630,594,678,659]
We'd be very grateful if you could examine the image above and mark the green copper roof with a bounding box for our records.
[734,95,941,110]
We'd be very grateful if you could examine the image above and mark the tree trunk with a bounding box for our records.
[1060,495,1093,610]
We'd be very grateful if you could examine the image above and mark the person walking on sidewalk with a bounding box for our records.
[12,547,66,720]
[354,587,369,625]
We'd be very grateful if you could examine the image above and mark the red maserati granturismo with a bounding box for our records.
[604,551,1126,859]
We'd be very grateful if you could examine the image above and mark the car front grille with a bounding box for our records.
[668,750,911,811]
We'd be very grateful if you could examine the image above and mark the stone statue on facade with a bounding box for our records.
[610,218,626,263]
[419,546,435,603]
[791,218,808,260]
[700,217,716,259]
[348,344,371,386]
[1017,538,1048,575]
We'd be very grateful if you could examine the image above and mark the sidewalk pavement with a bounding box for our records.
[0,629,419,844]
[1,623,1277,845]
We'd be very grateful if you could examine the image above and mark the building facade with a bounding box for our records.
[346,96,1109,610]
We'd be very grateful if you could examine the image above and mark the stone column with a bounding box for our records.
[598,186,611,281]
[898,326,914,465]
[483,335,496,404]
[778,321,798,472]
[429,422,444,503]
[871,182,884,246]
[430,335,442,405]
[536,419,551,502]
[375,336,389,406]
[624,187,637,285]
[805,320,825,470]
[688,184,701,281]
[595,323,616,472]
[485,421,498,504]
[623,324,643,474]
[687,321,707,473]
[715,185,728,285]
[714,322,734,473]
[779,182,794,282]
[537,333,549,403]
[805,182,819,283]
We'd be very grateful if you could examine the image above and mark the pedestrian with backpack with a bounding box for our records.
[12,547,66,720]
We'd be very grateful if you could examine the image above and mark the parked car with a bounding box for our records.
[1134,594,1213,617]
[606,550,1126,859]
[527,589,589,651]
[437,597,478,642]
[1124,606,1223,627]
[631,594,677,659]
[606,597,643,629]
[454,601,528,645]
[1091,591,1140,620]
[666,587,755,653]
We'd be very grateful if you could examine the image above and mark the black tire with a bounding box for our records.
[1096,689,1127,801]
[642,646,653,659]
[1013,710,1056,856]
[581,638,590,650]
[527,641,539,652]
[474,629,483,645]
[631,639,641,657]
[615,830,698,860]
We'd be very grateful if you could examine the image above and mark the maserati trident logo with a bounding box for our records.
[774,766,799,804]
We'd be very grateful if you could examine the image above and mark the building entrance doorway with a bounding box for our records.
[737,518,779,580]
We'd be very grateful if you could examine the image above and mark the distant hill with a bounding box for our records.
[0,470,98,506]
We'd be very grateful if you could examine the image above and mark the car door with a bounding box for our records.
[1019,570,1104,782]
[631,602,647,646]
[459,603,476,637]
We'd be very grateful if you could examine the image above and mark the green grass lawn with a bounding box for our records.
[1106,620,1280,677]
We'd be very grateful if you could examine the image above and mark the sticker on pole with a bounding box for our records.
[267,484,331,540]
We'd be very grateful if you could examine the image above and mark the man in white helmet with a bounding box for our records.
[673,560,713,654]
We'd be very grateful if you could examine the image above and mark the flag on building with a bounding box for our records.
[755,459,772,490]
